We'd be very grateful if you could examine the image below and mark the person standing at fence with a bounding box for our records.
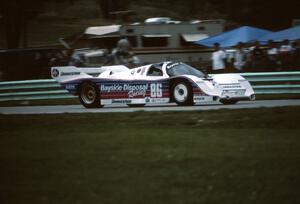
[291,40,300,69]
[68,49,84,67]
[250,41,264,71]
[266,40,279,71]
[117,36,132,53]
[233,42,246,72]
[211,43,226,73]
[112,36,133,65]
[278,39,293,70]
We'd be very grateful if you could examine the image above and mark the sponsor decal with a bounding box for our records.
[221,85,242,89]
[150,98,169,103]
[112,99,132,104]
[100,99,112,105]
[145,97,168,104]
[60,72,80,76]
[65,84,76,90]
[124,84,148,98]
[194,96,213,102]
[52,69,59,77]
[221,90,245,97]
[101,84,148,98]
[166,62,182,69]
[101,84,123,92]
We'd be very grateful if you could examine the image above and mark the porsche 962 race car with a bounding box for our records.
[51,62,255,108]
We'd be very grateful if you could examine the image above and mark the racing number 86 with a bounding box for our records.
[150,83,162,98]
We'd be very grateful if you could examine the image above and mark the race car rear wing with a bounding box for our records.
[51,65,129,83]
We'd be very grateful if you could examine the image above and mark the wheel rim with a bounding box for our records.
[173,83,188,103]
[81,84,97,104]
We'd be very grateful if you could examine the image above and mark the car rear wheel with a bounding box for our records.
[79,82,103,108]
[172,81,193,106]
[220,99,238,105]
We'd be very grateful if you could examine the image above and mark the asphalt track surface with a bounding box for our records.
[1,100,300,115]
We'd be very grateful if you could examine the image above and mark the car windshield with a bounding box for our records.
[166,62,206,78]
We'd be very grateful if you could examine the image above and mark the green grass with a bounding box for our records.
[0,107,300,204]
[0,98,80,107]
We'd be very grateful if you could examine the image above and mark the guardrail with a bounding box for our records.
[0,71,300,101]
[0,79,75,101]
[241,72,300,94]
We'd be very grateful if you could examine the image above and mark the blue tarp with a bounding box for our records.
[258,26,300,42]
[194,26,273,48]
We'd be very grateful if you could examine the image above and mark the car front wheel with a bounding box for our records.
[172,81,193,106]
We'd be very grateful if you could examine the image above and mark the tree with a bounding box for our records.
[1,0,42,48]
[0,0,74,49]
[131,0,300,30]
[209,0,300,29]
[97,0,131,19]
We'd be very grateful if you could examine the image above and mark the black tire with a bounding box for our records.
[78,82,103,108]
[127,104,145,107]
[171,80,194,106]
[220,99,238,105]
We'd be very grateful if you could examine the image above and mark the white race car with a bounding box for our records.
[51,62,255,108]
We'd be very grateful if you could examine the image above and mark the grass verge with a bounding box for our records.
[0,107,300,204]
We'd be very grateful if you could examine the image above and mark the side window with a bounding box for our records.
[147,66,163,76]
[142,36,169,47]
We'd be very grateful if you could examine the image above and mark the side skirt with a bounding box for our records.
[101,97,170,105]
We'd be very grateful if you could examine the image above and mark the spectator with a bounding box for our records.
[106,36,131,65]
[243,46,252,71]
[68,49,84,67]
[117,36,132,53]
[111,48,129,65]
[266,40,279,71]
[50,51,68,67]
[211,42,226,73]
[278,39,292,70]
[233,42,246,72]
[279,39,292,52]
[127,51,141,68]
[291,40,300,69]
[250,41,264,71]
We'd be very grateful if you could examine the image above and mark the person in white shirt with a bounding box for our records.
[267,40,278,56]
[233,42,246,71]
[291,40,300,69]
[211,43,226,73]
[279,39,292,70]
[267,40,279,70]
[279,39,292,53]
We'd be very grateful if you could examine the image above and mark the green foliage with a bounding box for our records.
[0,107,300,203]
[131,0,300,29]
[1,0,300,48]
[0,0,75,48]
